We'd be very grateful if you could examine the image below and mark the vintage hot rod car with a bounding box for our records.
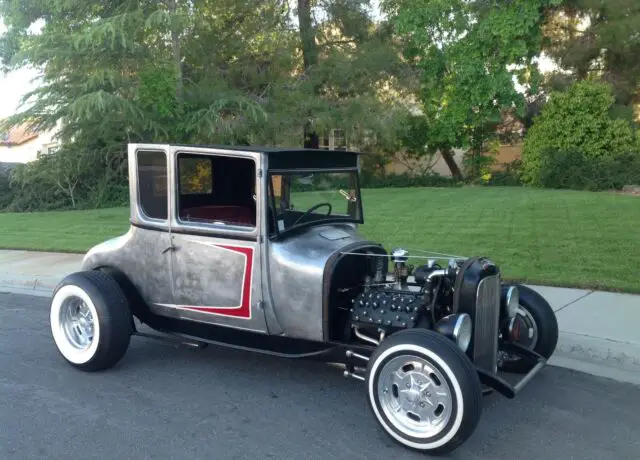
[49,143,558,454]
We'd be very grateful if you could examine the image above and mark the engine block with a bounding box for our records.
[349,289,426,331]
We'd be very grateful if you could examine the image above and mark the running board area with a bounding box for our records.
[133,331,209,349]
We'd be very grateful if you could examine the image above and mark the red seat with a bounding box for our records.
[181,205,254,226]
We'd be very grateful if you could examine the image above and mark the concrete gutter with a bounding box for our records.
[1,250,639,384]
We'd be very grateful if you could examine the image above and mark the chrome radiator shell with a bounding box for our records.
[472,274,501,373]
[451,257,502,374]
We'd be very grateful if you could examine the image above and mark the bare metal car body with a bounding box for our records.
[50,143,559,454]
[83,143,384,342]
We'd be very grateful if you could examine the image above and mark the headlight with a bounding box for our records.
[504,286,519,318]
[452,314,472,352]
[434,313,472,353]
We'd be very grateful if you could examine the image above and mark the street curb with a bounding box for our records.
[549,332,640,385]
[0,276,60,298]
[1,276,640,385]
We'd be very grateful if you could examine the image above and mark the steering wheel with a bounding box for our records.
[292,202,332,226]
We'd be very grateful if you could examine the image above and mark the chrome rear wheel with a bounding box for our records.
[50,271,133,371]
[60,295,95,351]
[51,284,101,365]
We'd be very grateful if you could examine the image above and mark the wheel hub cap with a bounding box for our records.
[378,356,453,438]
[60,297,95,350]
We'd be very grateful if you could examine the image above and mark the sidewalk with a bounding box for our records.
[1,249,640,384]
[0,250,82,296]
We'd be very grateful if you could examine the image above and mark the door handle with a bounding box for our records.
[162,245,177,254]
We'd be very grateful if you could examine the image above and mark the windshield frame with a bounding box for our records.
[266,167,364,239]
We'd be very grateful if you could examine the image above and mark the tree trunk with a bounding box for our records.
[440,147,464,181]
[297,0,318,71]
[297,0,319,148]
[168,0,184,104]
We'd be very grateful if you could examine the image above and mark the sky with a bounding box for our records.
[0,67,40,119]
[0,18,42,119]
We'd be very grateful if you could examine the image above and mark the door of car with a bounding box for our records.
[166,146,268,334]
[127,145,176,311]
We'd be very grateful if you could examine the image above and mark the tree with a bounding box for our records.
[0,0,290,209]
[381,0,562,180]
[542,0,640,116]
[296,0,320,147]
[0,0,286,146]
[0,0,418,210]
[290,0,418,152]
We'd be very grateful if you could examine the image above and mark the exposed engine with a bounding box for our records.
[348,248,464,344]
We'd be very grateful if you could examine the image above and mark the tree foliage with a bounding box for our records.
[542,0,640,113]
[0,0,417,210]
[521,79,639,186]
[381,0,561,179]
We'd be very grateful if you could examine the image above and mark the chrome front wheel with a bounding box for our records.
[498,284,559,374]
[366,329,483,455]
[376,355,454,439]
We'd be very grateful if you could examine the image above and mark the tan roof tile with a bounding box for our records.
[0,122,39,146]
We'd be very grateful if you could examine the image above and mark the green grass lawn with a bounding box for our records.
[0,186,638,292]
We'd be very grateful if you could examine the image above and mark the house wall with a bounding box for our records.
[492,142,524,167]
[0,128,59,164]
[384,149,466,176]
[384,142,524,177]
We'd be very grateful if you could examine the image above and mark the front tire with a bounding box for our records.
[365,329,483,455]
[498,284,559,374]
[50,271,133,372]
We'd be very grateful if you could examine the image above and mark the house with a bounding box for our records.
[0,121,60,164]
[317,118,525,178]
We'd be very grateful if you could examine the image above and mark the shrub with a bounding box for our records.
[359,172,460,189]
[485,159,524,186]
[0,166,15,210]
[521,79,638,186]
[536,148,640,191]
[3,145,128,212]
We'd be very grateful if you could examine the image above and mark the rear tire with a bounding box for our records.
[50,271,133,372]
[365,329,482,455]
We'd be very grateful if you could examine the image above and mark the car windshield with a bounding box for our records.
[268,170,362,234]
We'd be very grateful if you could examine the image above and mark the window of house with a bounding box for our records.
[137,150,168,221]
[318,129,347,150]
[319,132,331,150]
[333,129,346,150]
[176,153,256,228]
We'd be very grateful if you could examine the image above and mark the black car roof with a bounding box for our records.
[173,143,364,156]
[173,144,365,170]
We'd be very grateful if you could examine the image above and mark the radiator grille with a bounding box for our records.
[473,274,501,374]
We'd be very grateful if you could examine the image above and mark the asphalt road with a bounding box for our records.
[2,292,640,460]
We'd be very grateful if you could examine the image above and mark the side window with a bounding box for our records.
[177,153,256,228]
[137,150,168,220]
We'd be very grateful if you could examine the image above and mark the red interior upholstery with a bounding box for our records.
[181,205,254,226]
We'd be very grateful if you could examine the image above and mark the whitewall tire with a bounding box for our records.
[365,329,483,455]
[50,270,133,372]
